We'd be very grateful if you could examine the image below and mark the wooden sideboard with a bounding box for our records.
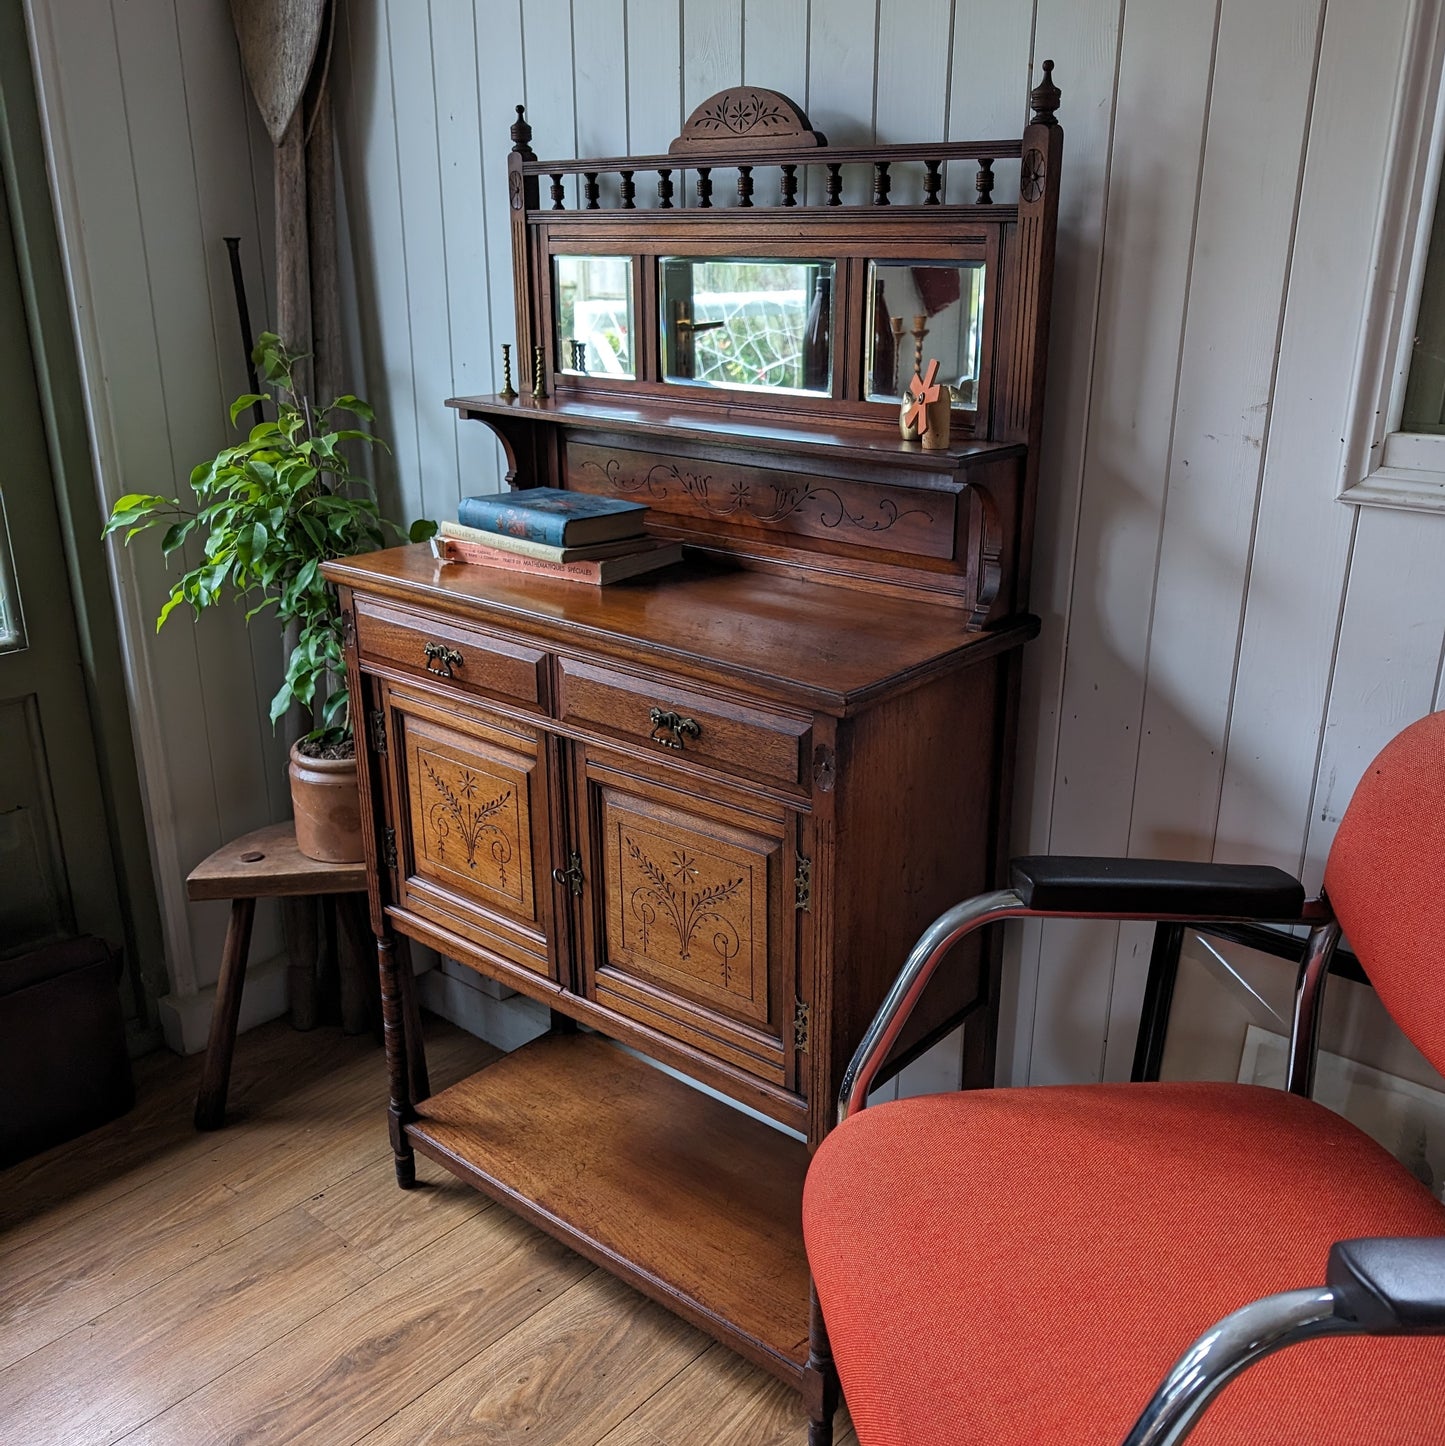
[325,72,1062,1427]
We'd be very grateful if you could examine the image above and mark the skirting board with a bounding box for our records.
[158,948,546,1060]
[418,961,550,1052]
[156,951,290,1056]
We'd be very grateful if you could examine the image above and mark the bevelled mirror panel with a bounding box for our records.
[660,258,834,395]
[866,260,985,408]
[553,255,635,378]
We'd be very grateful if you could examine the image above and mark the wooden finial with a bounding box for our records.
[499,343,518,402]
[510,104,535,158]
[1030,60,1060,126]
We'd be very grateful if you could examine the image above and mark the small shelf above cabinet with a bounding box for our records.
[447,392,1027,626]
[447,391,1025,471]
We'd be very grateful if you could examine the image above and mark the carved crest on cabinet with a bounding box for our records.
[618,828,754,996]
[669,87,824,154]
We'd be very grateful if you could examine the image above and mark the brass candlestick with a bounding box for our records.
[889,316,905,395]
[531,344,547,400]
[498,342,518,401]
[911,314,929,380]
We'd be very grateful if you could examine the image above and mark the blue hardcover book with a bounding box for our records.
[456,487,647,546]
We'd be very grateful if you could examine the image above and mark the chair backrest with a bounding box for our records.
[1324,709,1445,1075]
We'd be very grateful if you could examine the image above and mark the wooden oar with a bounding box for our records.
[229,0,326,390]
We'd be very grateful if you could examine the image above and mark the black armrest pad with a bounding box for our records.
[1008,857,1306,919]
[1329,1238,1445,1332]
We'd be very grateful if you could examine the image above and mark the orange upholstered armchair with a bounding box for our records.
[803,710,1445,1445]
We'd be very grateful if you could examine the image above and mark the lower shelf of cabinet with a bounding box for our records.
[405,1029,814,1385]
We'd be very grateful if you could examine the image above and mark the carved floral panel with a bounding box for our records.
[600,798,774,1029]
[405,731,534,922]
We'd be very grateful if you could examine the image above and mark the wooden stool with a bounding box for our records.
[186,821,368,1130]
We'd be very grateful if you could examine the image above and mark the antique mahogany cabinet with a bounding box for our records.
[325,70,1062,1425]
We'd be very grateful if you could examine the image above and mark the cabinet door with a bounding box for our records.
[386,684,557,981]
[572,743,805,1094]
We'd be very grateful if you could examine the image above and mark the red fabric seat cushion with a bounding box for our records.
[1325,708,1445,1074]
[804,1082,1445,1445]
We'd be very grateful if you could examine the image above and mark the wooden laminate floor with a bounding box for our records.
[0,1016,857,1445]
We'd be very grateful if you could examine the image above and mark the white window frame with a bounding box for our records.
[1341,0,1445,512]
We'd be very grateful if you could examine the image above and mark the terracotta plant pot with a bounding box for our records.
[288,741,364,862]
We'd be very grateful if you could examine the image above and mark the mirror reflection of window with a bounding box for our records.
[661,257,834,395]
[553,255,635,378]
[866,260,985,408]
[0,492,25,655]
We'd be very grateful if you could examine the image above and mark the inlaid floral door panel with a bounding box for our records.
[390,689,554,979]
[573,743,803,1092]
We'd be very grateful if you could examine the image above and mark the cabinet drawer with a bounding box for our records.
[556,658,811,788]
[355,598,546,710]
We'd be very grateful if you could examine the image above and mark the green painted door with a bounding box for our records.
[0,162,130,966]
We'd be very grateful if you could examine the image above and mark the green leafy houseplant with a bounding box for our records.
[105,333,434,754]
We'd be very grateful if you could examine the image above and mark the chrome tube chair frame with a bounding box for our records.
[817,857,1445,1446]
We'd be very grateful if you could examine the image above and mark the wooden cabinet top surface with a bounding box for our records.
[328,545,1035,714]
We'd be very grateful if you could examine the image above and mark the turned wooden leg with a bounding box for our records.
[804,1280,840,1446]
[194,897,256,1131]
[377,929,417,1187]
[395,934,430,1103]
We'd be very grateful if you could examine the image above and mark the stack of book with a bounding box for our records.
[432,487,683,585]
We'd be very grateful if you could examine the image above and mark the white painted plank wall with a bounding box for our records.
[998,0,1124,1085]
[27,0,1445,1087]
[1021,0,1216,1086]
[25,0,287,1017]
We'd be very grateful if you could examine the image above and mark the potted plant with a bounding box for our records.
[105,333,434,861]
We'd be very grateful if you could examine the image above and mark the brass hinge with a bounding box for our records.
[383,826,397,871]
[794,854,812,911]
[793,998,810,1054]
[368,708,387,756]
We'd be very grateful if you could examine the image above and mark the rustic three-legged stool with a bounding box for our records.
[186,820,369,1130]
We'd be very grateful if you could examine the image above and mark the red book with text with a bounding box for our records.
[433,534,683,585]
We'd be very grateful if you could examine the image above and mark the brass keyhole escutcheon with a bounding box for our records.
[423,641,464,678]
[552,850,584,897]
[648,707,701,750]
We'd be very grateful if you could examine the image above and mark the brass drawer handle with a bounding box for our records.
[423,641,464,678]
[648,707,701,750]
